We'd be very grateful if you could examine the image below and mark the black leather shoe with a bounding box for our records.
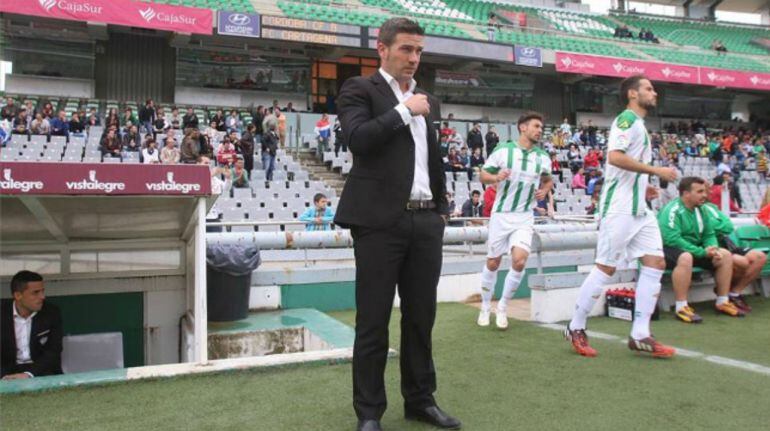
[405,405,461,429]
[356,419,382,431]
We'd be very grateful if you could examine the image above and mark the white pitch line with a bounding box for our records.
[537,323,770,376]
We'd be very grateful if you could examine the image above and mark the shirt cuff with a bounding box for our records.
[24,371,34,378]
[394,103,413,125]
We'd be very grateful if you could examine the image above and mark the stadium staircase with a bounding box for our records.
[297,149,347,196]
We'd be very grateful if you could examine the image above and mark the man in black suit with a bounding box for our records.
[335,18,461,431]
[1,271,63,379]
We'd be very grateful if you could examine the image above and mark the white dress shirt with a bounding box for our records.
[379,68,433,201]
[13,302,36,366]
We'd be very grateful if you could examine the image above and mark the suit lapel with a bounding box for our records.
[370,72,400,108]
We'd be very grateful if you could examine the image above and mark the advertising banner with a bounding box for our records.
[217,11,260,38]
[514,46,542,68]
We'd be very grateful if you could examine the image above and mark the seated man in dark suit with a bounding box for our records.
[1,271,63,379]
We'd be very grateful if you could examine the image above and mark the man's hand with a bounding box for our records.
[315,216,322,224]
[654,166,678,182]
[706,246,721,261]
[535,188,548,201]
[645,185,659,200]
[403,94,430,117]
[496,169,511,183]
[2,373,31,380]
[534,207,546,215]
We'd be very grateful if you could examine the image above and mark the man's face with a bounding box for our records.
[315,198,327,210]
[378,33,424,84]
[472,194,480,204]
[633,79,657,110]
[520,119,543,144]
[14,281,45,313]
[684,183,707,206]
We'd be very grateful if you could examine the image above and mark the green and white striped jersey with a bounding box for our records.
[482,141,551,214]
[600,109,652,217]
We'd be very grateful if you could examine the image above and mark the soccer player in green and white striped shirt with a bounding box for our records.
[476,112,553,330]
[564,75,679,358]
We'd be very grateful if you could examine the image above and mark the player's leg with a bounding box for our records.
[729,250,766,313]
[478,256,502,327]
[712,249,743,317]
[495,244,529,330]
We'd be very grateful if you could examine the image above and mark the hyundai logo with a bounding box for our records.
[520,47,537,57]
[228,13,251,26]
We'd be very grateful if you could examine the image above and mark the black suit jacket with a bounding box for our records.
[334,72,448,229]
[1,301,63,377]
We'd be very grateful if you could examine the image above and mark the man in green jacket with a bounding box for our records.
[700,199,767,313]
[658,177,743,323]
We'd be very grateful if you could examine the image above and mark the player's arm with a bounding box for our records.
[480,151,509,185]
[607,150,678,182]
[535,173,553,201]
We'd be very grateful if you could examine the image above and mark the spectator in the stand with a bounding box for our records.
[550,153,563,183]
[709,174,741,213]
[1,271,63,379]
[586,169,603,196]
[203,120,219,150]
[226,110,242,134]
[570,129,583,146]
[182,108,199,131]
[315,113,331,155]
[153,109,169,134]
[684,142,699,157]
[69,112,85,137]
[180,130,201,164]
[446,147,469,176]
[271,99,280,113]
[461,190,484,224]
[1,97,19,121]
[138,99,155,137]
[217,136,238,167]
[230,156,250,188]
[757,148,768,179]
[276,108,287,147]
[712,40,727,53]
[571,167,586,190]
[86,111,101,130]
[299,193,335,231]
[123,125,141,152]
[482,183,496,217]
[262,108,277,135]
[440,121,454,141]
[583,147,600,170]
[586,120,598,147]
[485,125,499,156]
[585,178,603,215]
[41,102,54,119]
[121,108,138,130]
[333,117,346,157]
[161,137,180,164]
[466,122,484,154]
[285,102,297,113]
[169,107,182,130]
[50,110,69,138]
[470,147,485,175]
[142,138,160,164]
[238,124,256,173]
[199,155,231,195]
[252,105,265,143]
[210,109,225,132]
[12,109,29,135]
[486,13,497,42]
[100,128,121,160]
[261,122,279,180]
[567,143,582,172]
[30,113,50,136]
[105,108,120,130]
[534,189,555,218]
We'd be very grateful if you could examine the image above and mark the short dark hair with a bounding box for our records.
[378,17,424,47]
[517,111,544,133]
[678,176,706,195]
[620,74,648,106]
[313,193,327,203]
[11,271,43,295]
[471,190,481,197]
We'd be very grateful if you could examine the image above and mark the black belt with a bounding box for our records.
[406,200,436,210]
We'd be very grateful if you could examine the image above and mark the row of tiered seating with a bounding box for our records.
[146,0,256,13]
[611,13,770,56]
[278,1,469,38]
[638,46,770,73]
[487,28,640,59]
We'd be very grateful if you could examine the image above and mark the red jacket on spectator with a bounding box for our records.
[217,143,237,166]
[584,151,600,169]
[483,185,496,217]
[709,185,741,213]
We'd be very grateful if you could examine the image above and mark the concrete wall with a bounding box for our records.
[5,74,94,98]
[175,86,308,110]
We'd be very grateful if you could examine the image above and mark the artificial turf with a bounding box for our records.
[1,302,769,431]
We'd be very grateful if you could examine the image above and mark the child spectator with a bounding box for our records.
[298,193,335,231]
